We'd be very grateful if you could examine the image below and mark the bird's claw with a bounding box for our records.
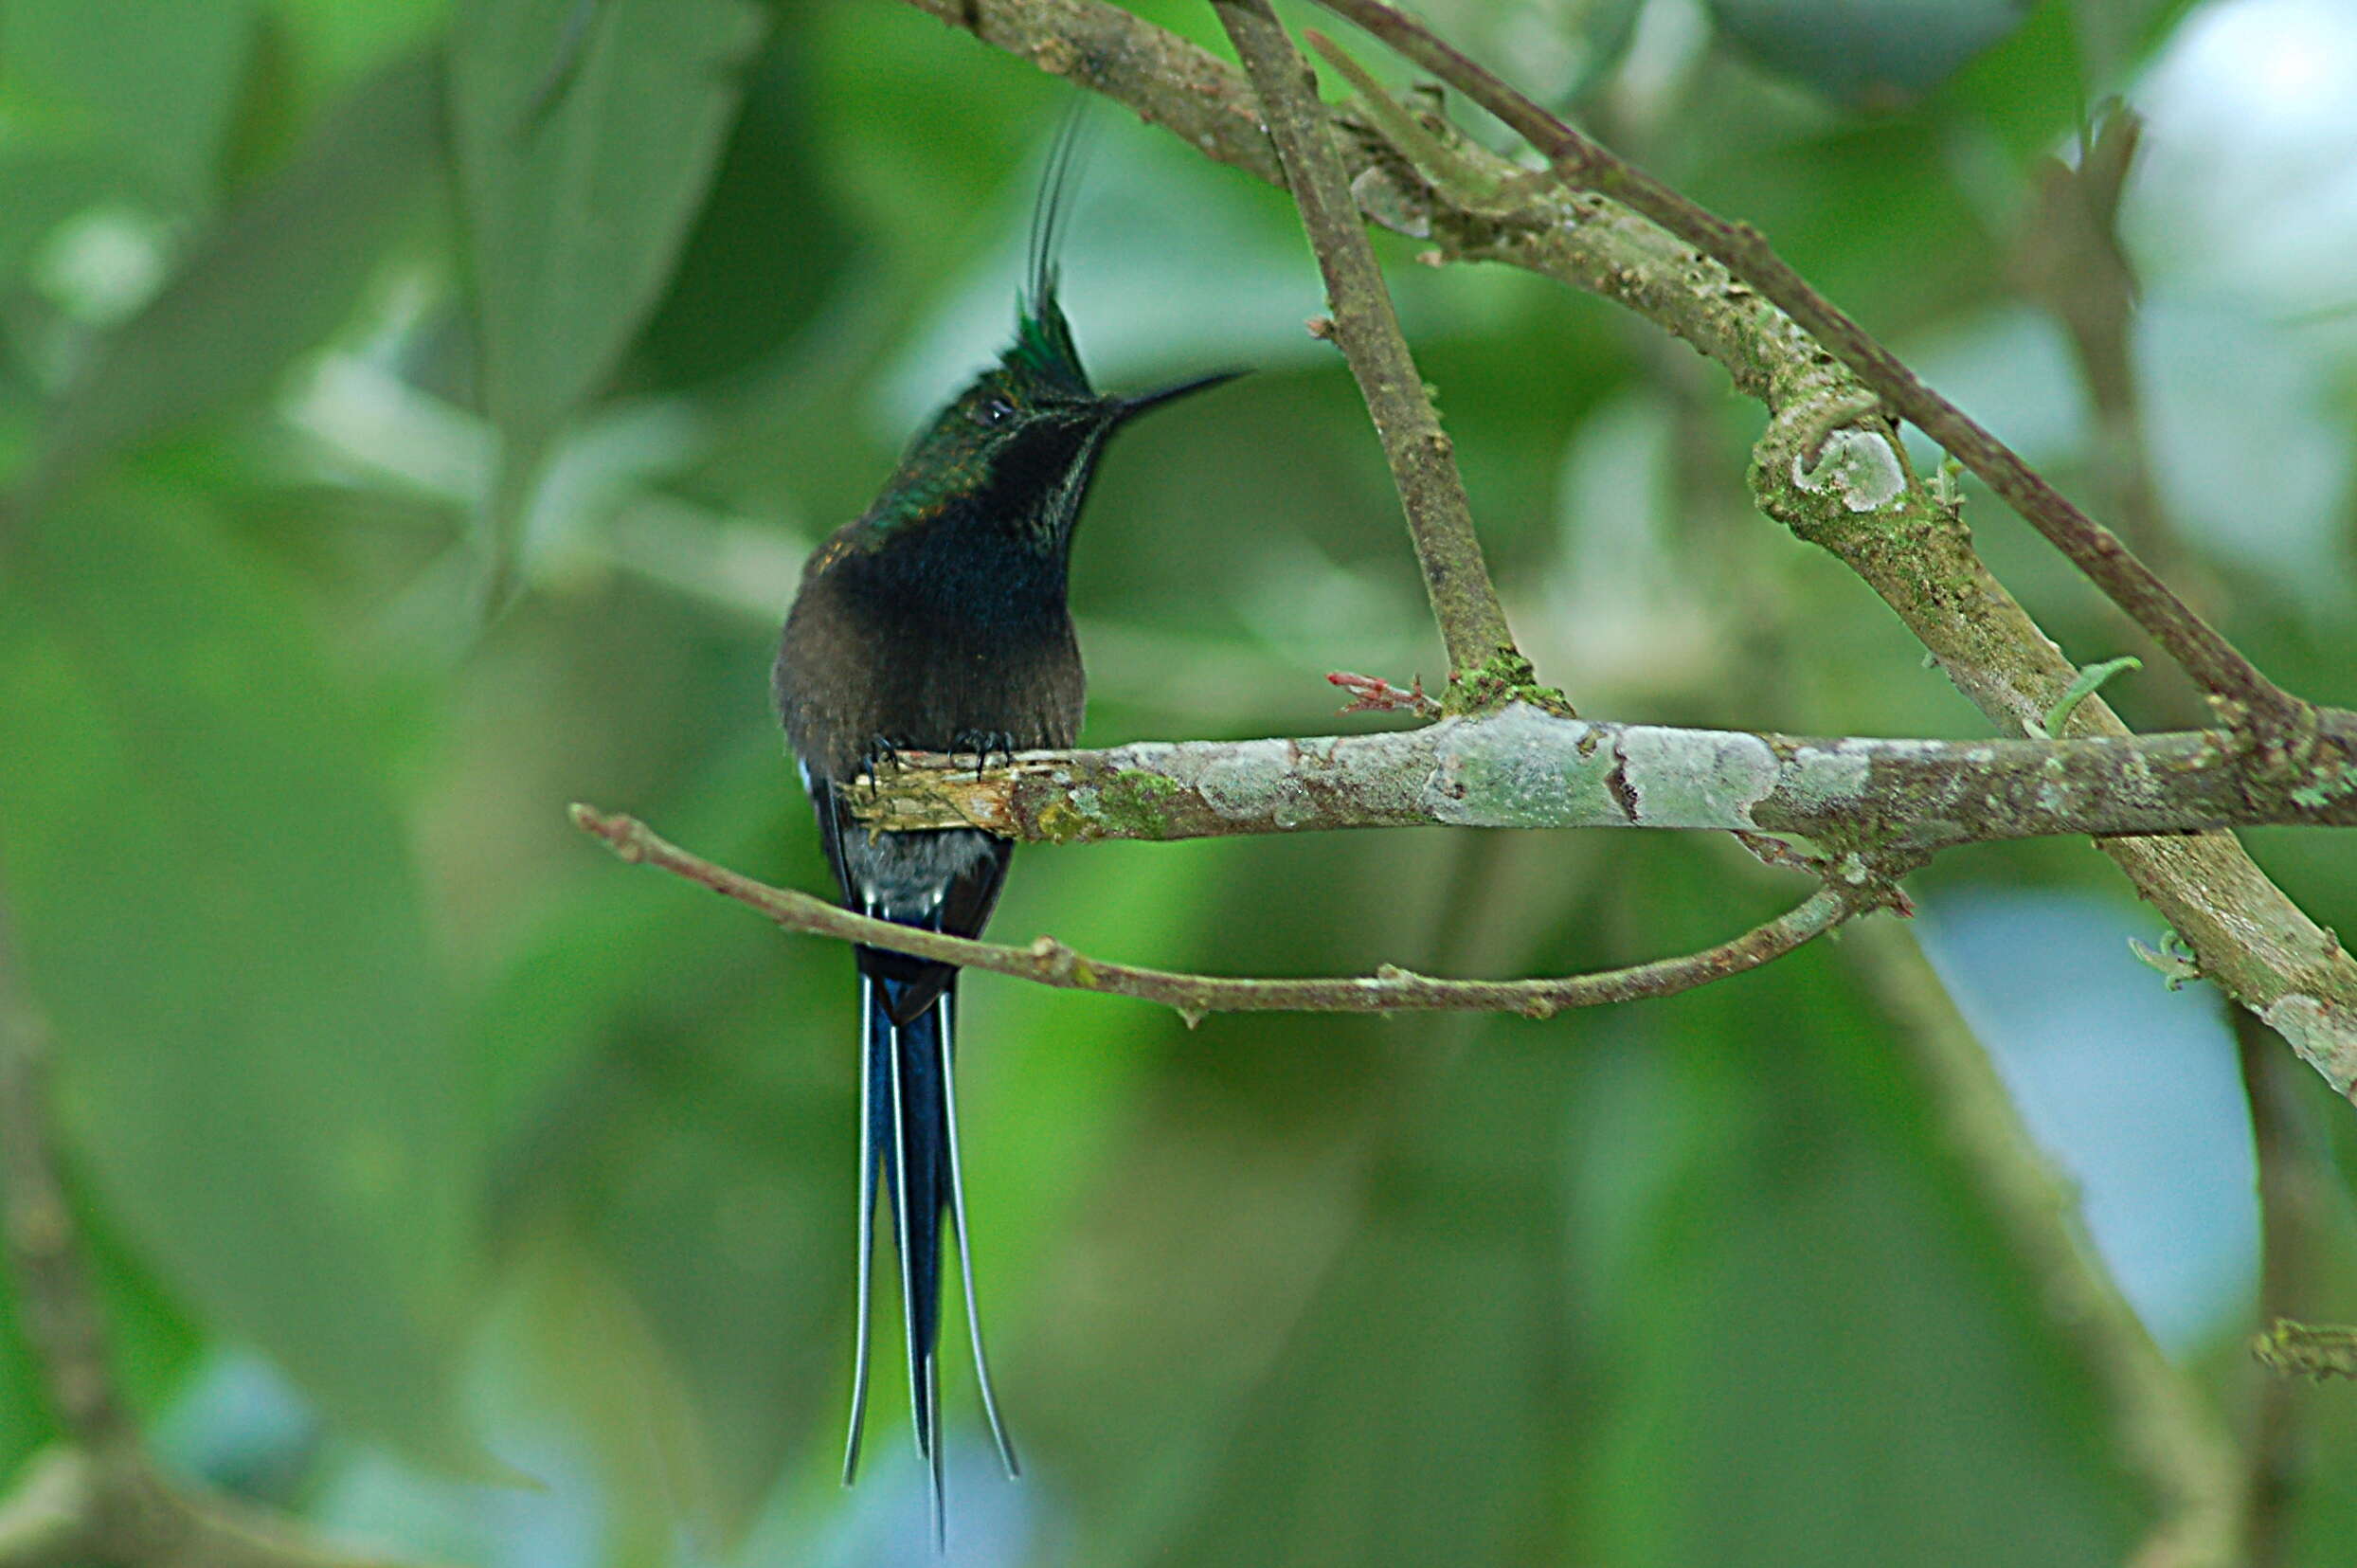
[862,735,908,801]
[952,730,1018,782]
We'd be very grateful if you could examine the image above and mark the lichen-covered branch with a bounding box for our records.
[890,0,2357,1104]
[1210,0,1520,692]
[846,703,2357,853]
[569,805,1880,1018]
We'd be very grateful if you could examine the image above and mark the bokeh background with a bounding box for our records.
[5,0,2357,1563]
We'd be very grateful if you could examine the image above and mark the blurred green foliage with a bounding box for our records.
[4,0,2357,1564]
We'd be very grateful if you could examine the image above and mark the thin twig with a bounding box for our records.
[1210,0,1522,692]
[569,805,1877,1019]
[2014,111,2171,573]
[1304,0,2304,747]
[1847,921,2243,1568]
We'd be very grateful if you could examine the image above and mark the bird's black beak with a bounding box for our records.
[1115,369,1245,424]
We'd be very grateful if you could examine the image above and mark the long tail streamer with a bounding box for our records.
[846,957,1019,1546]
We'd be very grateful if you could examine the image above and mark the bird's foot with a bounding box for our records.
[861,735,908,800]
[951,729,1019,781]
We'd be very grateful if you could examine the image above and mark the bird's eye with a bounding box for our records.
[972,394,1017,428]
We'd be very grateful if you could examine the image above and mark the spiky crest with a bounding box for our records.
[1004,105,1092,394]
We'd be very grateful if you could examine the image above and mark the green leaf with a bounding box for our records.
[447,0,766,442]
[628,21,854,390]
[2038,655,2141,739]
[1139,1042,1577,1567]
[1586,1141,2132,1565]
[1575,910,2136,1566]
[23,52,443,513]
[0,496,487,1473]
[1,0,255,207]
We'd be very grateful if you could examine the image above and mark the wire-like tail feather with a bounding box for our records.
[845,958,1018,1547]
[842,982,879,1486]
[882,982,945,1546]
[940,992,1021,1480]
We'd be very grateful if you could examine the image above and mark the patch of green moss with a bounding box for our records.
[1445,646,1574,717]
[1030,769,1189,845]
[1033,796,1095,845]
[1095,769,1186,839]
[2291,763,2357,810]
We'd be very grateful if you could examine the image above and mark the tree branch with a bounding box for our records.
[889,0,2357,1107]
[568,804,1884,1018]
[1306,0,2303,748]
[840,703,2357,850]
[1209,0,1522,694]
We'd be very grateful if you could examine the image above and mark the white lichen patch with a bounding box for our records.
[2111,748,2168,811]
[1787,745,1872,808]
[1792,429,1907,513]
[1616,726,1779,828]
[1425,706,1614,828]
[2262,994,2357,1096]
[1195,745,1312,824]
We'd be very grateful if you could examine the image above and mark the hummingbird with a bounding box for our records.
[771,121,1236,1539]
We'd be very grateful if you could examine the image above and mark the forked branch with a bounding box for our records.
[1307,0,2305,748]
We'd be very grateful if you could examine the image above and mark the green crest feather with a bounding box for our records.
[1003,107,1092,394]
